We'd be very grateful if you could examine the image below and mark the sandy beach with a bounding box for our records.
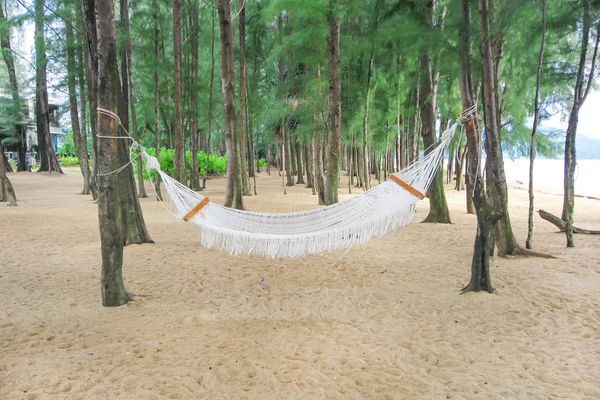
[1,169,599,399]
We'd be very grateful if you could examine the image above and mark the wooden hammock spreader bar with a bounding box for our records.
[183,197,210,222]
[389,175,425,199]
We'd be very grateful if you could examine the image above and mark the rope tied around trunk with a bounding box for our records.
[96,107,140,177]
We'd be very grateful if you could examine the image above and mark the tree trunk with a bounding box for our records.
[418,54,450,223]
[203,7,216,189]
[285,134,294,186]
[305,140,315,192]
[77,34,97,197]
[35,0,62,174]
[0,151,17,205]
[539,209,600,234]
[362,46,374,191]
[121,0,147,198]
[66,18,92,195]
[0,3,27,173]
[313,133,326,205]
[325,0,341,205]
[96,0,130,307]
[238,0,252,196]
[82,0,99,199]
[173,0,184,183]
[562,7,599,248]
[295,139,305,184]
[526,0,546,249]
[152,0,162,200]
[458,0,496,293]
[189,4,201,191]
[218,0,244,209]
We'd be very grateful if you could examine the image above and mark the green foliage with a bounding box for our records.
[138,147,227,181]
[58,132,76,155]
[58,156,81,167]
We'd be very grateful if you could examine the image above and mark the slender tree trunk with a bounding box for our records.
[82,0,99,200]
[305,140,315,192]
[35,0,62,174]
[526,0,546,249]
[66,19,92,195]
[121,0,147,197]
[96,0,130,307]
[458,0,495,293]
[313,133,326,205]
[203,7,216,189]
[362,46,374,191]
[295,139,305,184]
[189,4,201,191]
[238,0,252,195]
[325,0,341,205]
[152,0,162,200]
[0,151,17,205]
[0,3,27,173]
[218,0,244,209]
[417,1,450,223]
[173,0,184,183]
[562,9,599,248]
[77,35,97,197]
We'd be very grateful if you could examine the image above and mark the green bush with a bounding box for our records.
[137,147,227,181]
[59,157,81,167]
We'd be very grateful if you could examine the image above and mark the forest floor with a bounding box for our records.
[1,168,599,399]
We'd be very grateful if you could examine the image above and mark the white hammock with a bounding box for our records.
[140,122,459,259]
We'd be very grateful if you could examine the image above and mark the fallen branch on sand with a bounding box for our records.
[538,209,600,234]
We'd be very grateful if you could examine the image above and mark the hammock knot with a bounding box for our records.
[459,104,480,126]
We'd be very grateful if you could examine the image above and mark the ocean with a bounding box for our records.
[502,158,599,199]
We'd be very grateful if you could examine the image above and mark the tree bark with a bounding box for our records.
[189,4,201,191]
[238,0,252,196]
[173,0,184,183]
[35,0,62,174]
[77,33,97,197]
[526,0,546,249]
[96,0,130,307]
[203,7,216,189]
[82,0,99,199]
[218,0,244,209]
[304,140,315,192]
[152,0,162,200]
[562,8,599,248]
[538,209,600,234]
[295,139,305,184]
[66,17,92,195]
[418,1,450,224]
[0,3,27,173]
[362,46,375,191]
[0,152,17,205]
[325,0,341,205]
[458,0,496,293]
[313,132,326,205]
[121,0,147,198]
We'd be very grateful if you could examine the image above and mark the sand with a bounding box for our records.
[1,169,599,399]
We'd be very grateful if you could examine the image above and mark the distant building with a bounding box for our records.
[24,98,65,152]
[2,97,65,158]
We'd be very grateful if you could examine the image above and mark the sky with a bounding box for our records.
[544,91,600,141]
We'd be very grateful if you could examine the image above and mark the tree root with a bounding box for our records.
[508,244,556,259]
[460,282,495,294]
[538,209,600,235]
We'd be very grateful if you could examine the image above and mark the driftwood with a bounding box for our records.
[538,209,600,234]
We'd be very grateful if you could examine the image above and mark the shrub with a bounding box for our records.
[59,157,81,167]
[136,147,227,180]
